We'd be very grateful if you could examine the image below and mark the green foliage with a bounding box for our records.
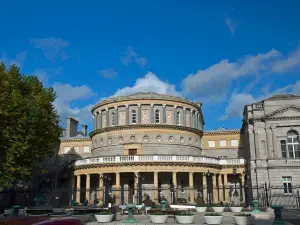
[234,213,252,217]
[204,213,222,216]
[0,62,61,188]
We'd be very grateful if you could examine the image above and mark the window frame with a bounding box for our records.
[132,109,137,124]
[280,140,287,158]
[155,109,160,124]
[176,111,180,125]
[231,139,239,147]
[208,140,216,148]
[64,146,70,153]
[282,176,293,194]
[220,140,227,147]
[83,146,90,153]
[287,132,300,158]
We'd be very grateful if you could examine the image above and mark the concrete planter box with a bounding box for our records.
[230,207,243,213]
[233,216,254,225]
[175,215,196,224]
[149,214,168,224]
[204,216,223,225]
[212,207,225,213]
[95,214,114,223]
[195,207,207,212]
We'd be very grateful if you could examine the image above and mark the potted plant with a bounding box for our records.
[229,203,243,213]
[175,211,196,224]
[233,213,254,225]
[95,210,114,223]
[149,211,169,224]
[195,196,207,212]
[204,213,223,225]
[211,202,225,213]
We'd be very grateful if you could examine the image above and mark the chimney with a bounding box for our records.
[66,117,78,137]
[82,124,88,137]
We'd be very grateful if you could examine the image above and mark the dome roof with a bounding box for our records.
[92,92,201,112]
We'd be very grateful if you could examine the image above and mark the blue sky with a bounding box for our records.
[1,0,300,132]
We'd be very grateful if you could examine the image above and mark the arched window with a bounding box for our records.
[132,110,137,124]
[287,130,300,158]
[155,109,160,123]
[111,112,115,126]
[176,111,180,125]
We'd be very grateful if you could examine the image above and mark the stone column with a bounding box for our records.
[173,105,177,125]
[212,175,218,203]
[195,112,198,129]
[114,106,118,125]
[272,126,280,158]
[76,175,81,203]
[97,112,102,129]
[134,172,139,204]
[240,174,245,202]
[248,128,256,159]
[224,174,229,202]
[218,174,224,202]
[125,105,129,125]
[115,172,121,205]
[162,104,166,124]
[202,174,207,203]
[93,114,97,130]
[172,172,177,186]
[153,172,158,203]
[198,114,201,130]
[150,104,154,123]
[266,126,274,158]
[137,104,141,124]
[98,173,103,201]
[71,175,75,201]
[190,110,193,128]
[105,108,109,127]
[86,174,90,202]
[254,128,261,159]
[189,172,194,203]
[183,107,186,126]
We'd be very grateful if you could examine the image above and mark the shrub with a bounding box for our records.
[234,213,252,217]
[204,213,222,216]
[176,211,194,216]
[151,211,168,215]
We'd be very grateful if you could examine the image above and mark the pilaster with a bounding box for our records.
[224,174,229,202]
[76,175,81,203]
[162,104,166,124]
[183,107,186,126]
[137,104,141,124]
[114,106,118,125]
[97,111,102,129]
[202,174,207,203]
[125,105,129,125]
[189,172,194,203]
[265,126,274,158]
[272,126,280,158]
[173,105,177,125]
[218,174,223,202]
[86,174,90,202]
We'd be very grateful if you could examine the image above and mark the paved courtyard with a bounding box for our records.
[85,211,294,225]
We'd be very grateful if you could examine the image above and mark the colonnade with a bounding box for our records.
[74,171,245,205]
[93,104,202,130]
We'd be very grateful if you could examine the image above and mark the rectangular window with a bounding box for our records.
[288,145,294,158]
[208,141,215,147]
[231,139,239,147]
[220,140,227,147]
[129,149,137,155]
[281,140,287,158]
[74,147,80,153]
[282,176,292,194]
[83,146,90,153]
[64,147,70,153]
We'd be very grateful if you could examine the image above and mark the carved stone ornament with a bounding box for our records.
[143,135,149,142]
[108,137,112,145]
[130,136,135,142]
[100,138,103,146]
[169,136,174,143]
[180,137,184,143]
[156,135,162,142]
[119,136,123,144]
[189,137,192,144]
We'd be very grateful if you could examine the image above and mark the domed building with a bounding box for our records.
[70,92,246,205]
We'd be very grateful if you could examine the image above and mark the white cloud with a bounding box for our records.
[30,37,69,61]
[181,46,300,102]
[272,47,300,72]
[225,17,237,36]
[121,46,148,68]
[0,52,26,67]
[221,93,256,120]
[53,83,96,124]
[113,72,180,97]
[98,68,118,78]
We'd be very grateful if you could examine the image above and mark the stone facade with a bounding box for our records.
[242,93,300,206]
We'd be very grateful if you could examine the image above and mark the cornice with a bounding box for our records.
[90,124,203,138]
[91,96,201,113]
[250,116,300,122]
[203,131,241,135]
[60,138,91,142]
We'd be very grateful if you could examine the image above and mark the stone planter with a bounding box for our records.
[195,206,207,212]
[95,214,114,223]
[204,216,223,225]
[230,207,243,213]
[233,216,254,225]
[149,214,168,224]
[212,207,225,213]
[175,215,195,224]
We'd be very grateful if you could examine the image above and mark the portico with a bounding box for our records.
[73,155,246,205]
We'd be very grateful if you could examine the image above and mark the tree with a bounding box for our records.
[0,62,61,193]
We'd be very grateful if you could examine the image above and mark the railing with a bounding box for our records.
[74,155,245,166]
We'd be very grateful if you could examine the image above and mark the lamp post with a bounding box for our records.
[204,170,212,206]
[100,174,112,205]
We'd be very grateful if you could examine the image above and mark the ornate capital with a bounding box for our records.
[162,104,166,107]
[174,105,177,109]
[105,108,108,111]
[150,103,154,107]
[137,103,141,107]
[114,106,118,109]
[271,125,276,130]
[125,104,129,108]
